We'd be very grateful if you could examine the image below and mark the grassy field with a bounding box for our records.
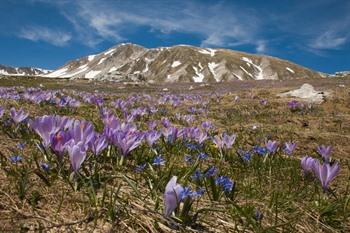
[0,76,349,232]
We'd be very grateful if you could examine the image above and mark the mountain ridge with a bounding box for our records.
[44,43,324,82]
[0,64,51,77]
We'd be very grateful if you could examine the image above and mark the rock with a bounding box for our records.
[278,83,330,103]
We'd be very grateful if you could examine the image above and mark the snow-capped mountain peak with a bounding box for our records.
[44,43,323,82]
[0,64,51,77]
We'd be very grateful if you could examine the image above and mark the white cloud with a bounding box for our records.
[310,31,347,50]
[256,40,267,53]
[19,26,71,46]
[48,0,261,48]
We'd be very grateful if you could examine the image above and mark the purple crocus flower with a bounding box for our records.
[145,130,161,147]
[161,118,171,128]
[112,130,143,156]
[90,134,108,156]
[201,121,213,131]
[313,160,340,190]
[30,115,62,147]
[68,120,95,146]
[301,156,316,174]
[163,176,184,217]
[194,129,208,144]
[10,107,29,124]
[222,133,236,149]
[288,100,300,110]
[284,142,296,155]
[213,135,224,151]
[260,99,268,105]
[265,140,279,154]
[66,140,88,172]
[161,126,179,143]
[147,120,157,130]
[0,106,4,118]
[51,131,71,158]
[317,145,332,163]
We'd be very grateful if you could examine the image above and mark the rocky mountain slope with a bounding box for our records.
[45,43,323,82]
[0,64,51,77]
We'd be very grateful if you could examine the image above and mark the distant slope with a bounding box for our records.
[45,43,323,82]
[0,64,51,77]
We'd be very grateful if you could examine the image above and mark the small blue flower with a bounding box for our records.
[135,163,147,173]
[191,170,204,181]
[253,146,267,156]
[186,143,198,151]
[180,187,193,201]
[152,156,165,166]
[242,151,252,161]
[184,154,192,163]
[17,142,26,150]
[192,187,205,198]
[40,162,49,171]
[198,152,208,160]
[255,209,263,221]
[205,166,217,177]
[9,155,22,163]
[215,176,235,193]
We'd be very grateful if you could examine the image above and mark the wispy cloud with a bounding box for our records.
[310,30,347,49]
[256,40,267,53]
[19,26,71,46]
[46,0,262,49]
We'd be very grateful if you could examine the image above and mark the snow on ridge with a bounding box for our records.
[109,67,118,73]
[232,72,243,80]
[198,49,211,55]
[98,57,107,65]
[143,63,149,72]
[240,66,253,78]
[241,57,264,80]
[286,67,295,73]
[242,57,253,64]
[85,70,101,79]
[171,61,181,68]
[166,74,178,82]
[193,66,204,83]
[45,68,68,77]
[0,69,9,75]
[252,63,263,80]
[198,48,217,57]
[88,55,96,61]
[199,62,203,70]
[208,62,220,82]
[104,49,115,56]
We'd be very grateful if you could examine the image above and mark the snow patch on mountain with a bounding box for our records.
[85,70,101,79]
[98,57,107,65]
[193,66,204,82]
[171,61,181,68]
[240,66,253,78]
[88,55,96,61]
[286,67,295,73]
[208,62,220,82]
[109,67,118,73]
[46,68,68,77]
[104,49,115,56]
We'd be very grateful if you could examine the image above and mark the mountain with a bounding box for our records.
[329,71,350,78]
[0,64,51,77]
[45,43,323,82]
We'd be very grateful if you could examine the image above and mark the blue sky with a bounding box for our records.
[0,0,349,73]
